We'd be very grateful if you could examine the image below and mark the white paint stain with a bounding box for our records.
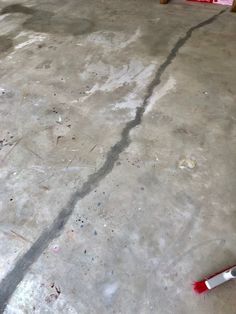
[145,76,176,114]
[86,28,141,52]
[103,282,119,299]
[0,14,8,21]
[80,59,156,117]
[78,28,173,119]
[149,17,161,23]
[99,60,154,92]
[119,28,141,49]
[112,62,156,115]
[14,34,46,50]
[15,31,30,39]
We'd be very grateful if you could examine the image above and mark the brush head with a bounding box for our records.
[193,280,209,294]
[193,264,236,294]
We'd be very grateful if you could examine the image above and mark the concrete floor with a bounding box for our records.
[0,0,236,312]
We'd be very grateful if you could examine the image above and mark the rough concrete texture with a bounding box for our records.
[0,0,235,312]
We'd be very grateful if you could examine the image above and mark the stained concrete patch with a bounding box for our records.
[23,15,94,36]
[1,4,34,15]
[0,35,13,53]
[1,4,94,36]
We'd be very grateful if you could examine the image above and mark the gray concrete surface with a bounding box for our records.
[0,0,235,313]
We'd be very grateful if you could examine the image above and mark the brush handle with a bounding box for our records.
[206,268,236,289]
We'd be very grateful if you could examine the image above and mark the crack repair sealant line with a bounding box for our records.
[0,9,226,312]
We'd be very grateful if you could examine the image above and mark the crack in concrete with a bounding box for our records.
[0,9,226,312]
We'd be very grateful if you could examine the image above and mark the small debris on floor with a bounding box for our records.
[178,157,197,169]
[51,244,60,253]
[45,283,61,303]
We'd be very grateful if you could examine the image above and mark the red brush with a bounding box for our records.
[194,265,236,294]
